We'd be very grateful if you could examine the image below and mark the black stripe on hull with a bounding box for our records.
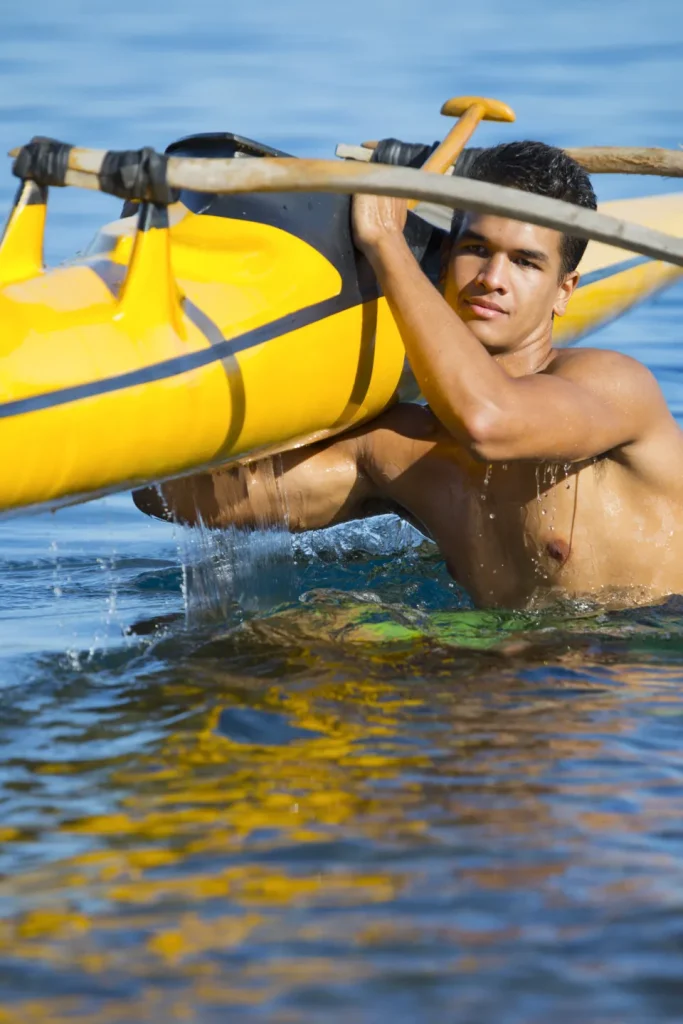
[0,250,654,421]
[577,254,650,288]
[0,276,380,420]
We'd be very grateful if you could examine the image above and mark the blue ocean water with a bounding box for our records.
[0,1,683,1020]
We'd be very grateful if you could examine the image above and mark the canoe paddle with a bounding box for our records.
[382,95,516,210]
[416,96,515,173]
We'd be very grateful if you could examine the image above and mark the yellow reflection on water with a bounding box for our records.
[1,602,683,1020]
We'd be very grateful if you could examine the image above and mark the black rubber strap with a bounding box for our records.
[98,147,178,205]
[12,137,73,187]
[370,138,484,178]
[370,138,439,168]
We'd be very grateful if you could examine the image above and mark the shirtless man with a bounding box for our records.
[134,141,683,610]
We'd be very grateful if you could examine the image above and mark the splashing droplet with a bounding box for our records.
[480,463,493,502]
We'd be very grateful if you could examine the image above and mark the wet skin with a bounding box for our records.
[134,202,683,610]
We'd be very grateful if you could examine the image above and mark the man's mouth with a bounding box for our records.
[463,298,507,320]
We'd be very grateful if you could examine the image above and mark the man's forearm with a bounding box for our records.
[365,234,514,447]
[132,469,262,528]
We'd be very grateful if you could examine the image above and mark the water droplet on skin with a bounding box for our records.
[480,464,493,501]
[541,509,547,515]
[489,512,496,519]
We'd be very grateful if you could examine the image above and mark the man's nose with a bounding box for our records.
[476,252,509,292]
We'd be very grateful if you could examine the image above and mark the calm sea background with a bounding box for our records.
[0,1,683,1020]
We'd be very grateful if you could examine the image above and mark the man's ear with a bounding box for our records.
[553,270,579,317]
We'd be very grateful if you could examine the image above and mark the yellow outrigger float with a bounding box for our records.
[0,96,682,516]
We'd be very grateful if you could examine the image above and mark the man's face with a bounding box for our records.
[444,213,578,353]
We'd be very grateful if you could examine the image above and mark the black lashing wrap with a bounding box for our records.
[370,138,484,178]
[98,147,178,205]
[12,137,73,187]
[370,138,439,168]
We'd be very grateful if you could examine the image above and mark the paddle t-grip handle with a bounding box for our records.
[406,95,516,208]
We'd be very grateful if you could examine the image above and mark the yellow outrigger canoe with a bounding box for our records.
[0,129,681,516]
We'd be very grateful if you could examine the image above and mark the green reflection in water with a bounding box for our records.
[2,595,683,1020]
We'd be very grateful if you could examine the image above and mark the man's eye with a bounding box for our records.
[460,243,488,256]
[515,257,538,269]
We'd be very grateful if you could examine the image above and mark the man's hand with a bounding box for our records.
[351,193,408,258]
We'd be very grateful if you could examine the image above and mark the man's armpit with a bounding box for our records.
[358,496,433,538]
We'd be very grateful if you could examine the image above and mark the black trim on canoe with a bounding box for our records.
[577,254,650,288]
[165,132,443,288]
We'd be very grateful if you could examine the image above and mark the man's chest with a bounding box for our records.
[391,451,613,597]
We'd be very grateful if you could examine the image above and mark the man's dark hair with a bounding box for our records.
[452,141,598,277]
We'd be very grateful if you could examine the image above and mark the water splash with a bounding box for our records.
[174,458,295,626]
[179,521,295,625]
[293,514,427,562]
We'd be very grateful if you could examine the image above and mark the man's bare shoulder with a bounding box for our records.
[547,346,661,393]
[547,347,683,484]
[546,346,676,426]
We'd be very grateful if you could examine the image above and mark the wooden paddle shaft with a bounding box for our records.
[421,107,483,174]
[406,105,483,210]
[27,148,683,268]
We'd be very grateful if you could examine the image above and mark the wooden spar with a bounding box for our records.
[8,146,683,267]
[13,141,683,180]
[337,141,683,177]
[566,146,683,176]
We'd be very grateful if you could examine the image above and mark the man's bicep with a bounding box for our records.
[274,437,374,530]
[483,355,669,463]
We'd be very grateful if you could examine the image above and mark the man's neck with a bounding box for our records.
[493,327,554,379]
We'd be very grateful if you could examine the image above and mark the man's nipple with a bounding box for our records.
[546,538,570,565]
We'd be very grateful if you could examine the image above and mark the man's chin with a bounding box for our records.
[463,317,515,351]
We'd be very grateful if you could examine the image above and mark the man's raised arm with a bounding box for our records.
[351,194,674,464]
